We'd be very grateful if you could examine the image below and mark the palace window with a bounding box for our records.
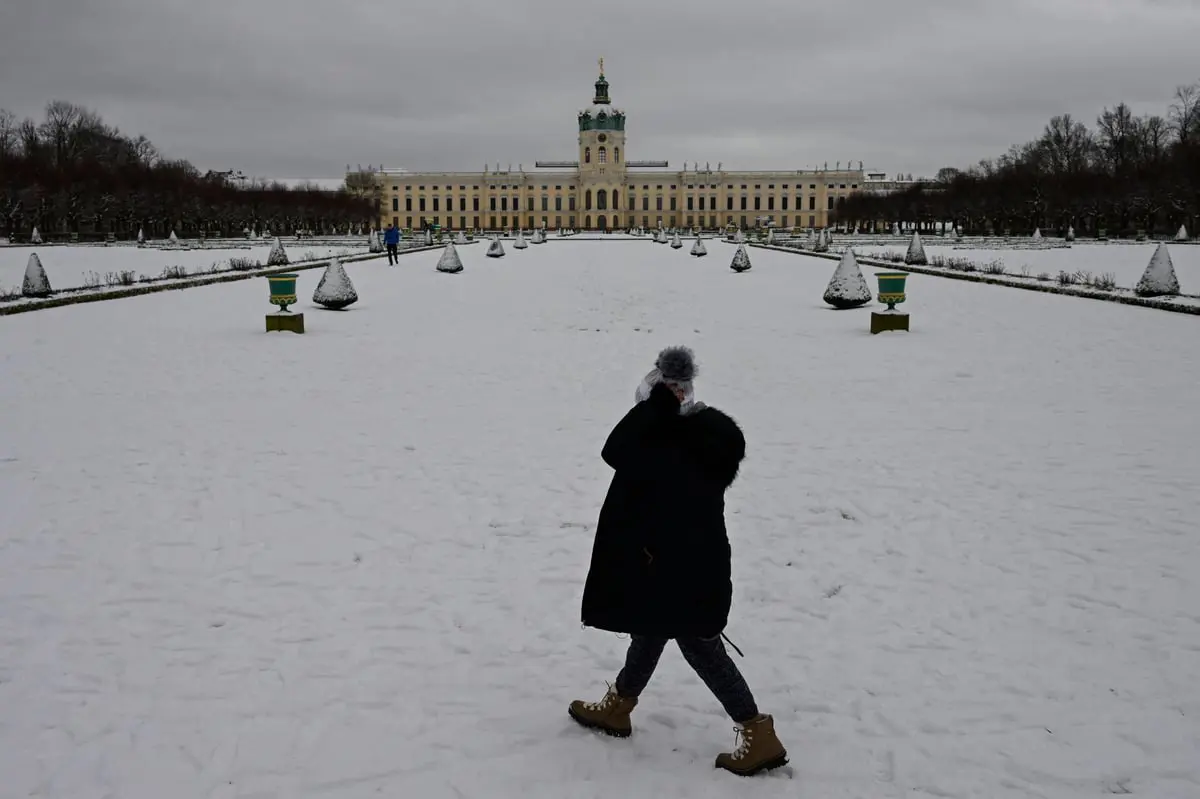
[512,196,520,211]
[687,197,694,211]
[781,196,788,210]
[740,197,747,210]
[542,196,548,211]
[642,197,648,211]
[459,198,466,211]
[598,146,607,164]
[392,198,398,211]
[726,197,733,210]
[433,198,439,211]
[828,196,835,210]
[809,196,816,210]
[614,147,619,162]
[656,197,663,211]
[501,197,508,211]
[556,197,562,211]
[473,197,479,211]
[585,190,592,210]
[585,147,591,163]
[767,197,774,211]
[669,197,677,211]
[569,197,576,211]
[754,197,760,211]
[419,198,426,212]
[597,189,607,210]
[406,216,412,228]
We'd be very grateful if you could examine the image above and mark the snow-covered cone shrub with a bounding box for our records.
[690,237,707,257]
[30,226,42,244]
[424,229,433,246]
[168,230,179,245]
[486,237,505,258]
[813,229,829,253]
[1066,225,1076,242]
[734,228,745,244]
[891,223,900,236]
[454,231,467,245]
[766,228,774,244]
[532,229,546,244]
[513,230,528,249]
[1177,224,1189,242]
[22,253,52,297]
[266,237,289,266]
[312,257,358,309]
[437,241,464,273]
[904,231,927,265]
[137,228,145,245]
[368,230,383,253]
[822,249,872,309]
[1135,243,1180,297]
[730,244,751,272]
[670,232,683,249]
[1032,228,1042,240]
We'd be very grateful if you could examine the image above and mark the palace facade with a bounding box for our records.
[369,64,864,232]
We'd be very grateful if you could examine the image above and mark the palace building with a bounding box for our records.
[369,63,864,232]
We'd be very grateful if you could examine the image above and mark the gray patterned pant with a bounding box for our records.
[614,635,759,723]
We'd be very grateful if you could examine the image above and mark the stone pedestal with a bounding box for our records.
[266,312,305,333]
[871,311,909,334]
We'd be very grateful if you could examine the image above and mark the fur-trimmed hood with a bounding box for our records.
[677,404,746,489]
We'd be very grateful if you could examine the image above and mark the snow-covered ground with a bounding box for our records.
[851,240,1200,293]
[2,241,1198,799]
[0,242,370,293]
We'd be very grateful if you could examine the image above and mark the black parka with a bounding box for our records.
[581,381,746,639]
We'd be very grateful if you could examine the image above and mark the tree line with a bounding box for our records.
[0,101,374,241]
[836,79,1200,237]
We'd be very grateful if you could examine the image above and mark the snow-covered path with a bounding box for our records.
[1,242,1198,798]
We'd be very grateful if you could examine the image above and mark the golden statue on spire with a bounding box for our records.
[598,57,604,75]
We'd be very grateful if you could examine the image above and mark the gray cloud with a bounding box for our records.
[1,0,1197,179]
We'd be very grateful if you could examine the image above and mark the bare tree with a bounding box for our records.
[1095,103,1138,174]
[0,109,18,159]
[1168,81,1200,145]
[1039,114,1094,175]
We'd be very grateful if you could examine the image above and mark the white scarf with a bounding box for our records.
[635,369,701,415]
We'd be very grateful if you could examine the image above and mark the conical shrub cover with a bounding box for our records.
[369,230,383,252]
[892,223,900,236]
[30,226,43,244]
[455,231,468,245]
[690,237,707,257]
[513,231,528,249]
[734,229,745,244]
[437,241,464,273]
[168,230,179,244]
[312,257,358,309]
[22,253,52,297]
[424,229,433,246]
[137,228,145,244]
[266,237,289,266]
[1135,243,1180,297]
[823,249,872,308]
[730,244,751,272]
[813,229,829,253]
[486,237,505,258]
[670,232,683,249]
[904,231,927,265]
[1066,225,1076,241]
[1032,228,1042,240]
[1177,224,1189,242]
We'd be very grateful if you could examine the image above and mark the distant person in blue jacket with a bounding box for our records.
[384,223,401,264]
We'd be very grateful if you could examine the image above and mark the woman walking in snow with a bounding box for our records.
[569,346,788,777]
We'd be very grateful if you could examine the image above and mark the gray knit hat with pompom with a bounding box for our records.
[655,346,697,387]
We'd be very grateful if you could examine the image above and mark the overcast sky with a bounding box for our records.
[1,0,1198,179]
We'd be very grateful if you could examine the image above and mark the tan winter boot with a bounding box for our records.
[715,714,788,776]
[568,683,638,738]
